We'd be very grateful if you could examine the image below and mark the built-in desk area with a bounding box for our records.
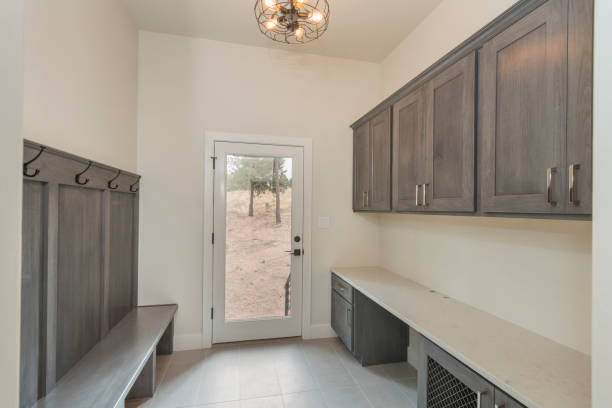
[331,267,590,408]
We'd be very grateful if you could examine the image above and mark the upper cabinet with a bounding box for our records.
[393,53,476,213]
[352,0,593,219]
[353,108,391,212]
[480,0,592,215]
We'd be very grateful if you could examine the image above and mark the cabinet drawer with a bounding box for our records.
[331,291,353,352]
[332,274,353,303]
[418,335,494,408]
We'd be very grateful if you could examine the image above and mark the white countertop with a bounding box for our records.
[331,266,590,408]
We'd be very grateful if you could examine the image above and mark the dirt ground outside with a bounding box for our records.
[225,189,292,320]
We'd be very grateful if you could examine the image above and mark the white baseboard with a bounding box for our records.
[303,323,336,339]
[174,333,204,351]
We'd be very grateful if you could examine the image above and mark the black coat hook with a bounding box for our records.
[108,170,121,190]
[75,161,93,185]
[23,146,46,178]
[129,176,141,193]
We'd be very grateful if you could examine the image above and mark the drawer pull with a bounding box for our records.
[494,404,505,408]
[476,390,487,408]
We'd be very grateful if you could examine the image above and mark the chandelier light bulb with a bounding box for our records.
[310,10,323,23]
[295,26,305,38]
[265,18,277,30]
[264,0,276,8]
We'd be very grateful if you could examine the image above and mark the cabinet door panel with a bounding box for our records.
[393,88,426,212]
[369,109,392,211]
[425,52,476,212]
[480,0,568,213]
[566,0,593,214]
[331,291,352,352]
[353,122,370,211]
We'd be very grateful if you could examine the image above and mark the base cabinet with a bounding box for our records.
[331,273,408,366]
[418,336,494,408]
[418,335,527,408]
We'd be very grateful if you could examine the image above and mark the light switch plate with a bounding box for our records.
[318,216,330,229]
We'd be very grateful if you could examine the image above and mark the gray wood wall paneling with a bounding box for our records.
[109,192,137,328]
[20,181,45,408]
[20,140,141,406]
[56,185,104,380]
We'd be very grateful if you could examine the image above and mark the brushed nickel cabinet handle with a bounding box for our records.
[477,390,487,408]
[422,183,430,207]
[362,192,367,208]
[365,191,369,208]
[415,184,421,207]
[494,404,505,408]
[547,168,557,206]
[569,164,581,205]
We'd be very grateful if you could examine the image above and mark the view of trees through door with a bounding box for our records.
[225,155,293,320]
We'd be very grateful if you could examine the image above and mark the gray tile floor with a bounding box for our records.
[126,337,418,408]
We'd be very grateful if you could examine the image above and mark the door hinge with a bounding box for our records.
[211,232,215,244]
[210,156,217,170]
[211,308,214,320]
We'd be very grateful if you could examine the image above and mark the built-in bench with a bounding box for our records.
[34,304,177,408]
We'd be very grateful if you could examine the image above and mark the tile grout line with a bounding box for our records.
[328,339,376,408]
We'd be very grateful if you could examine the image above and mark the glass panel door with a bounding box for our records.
[212,142,303,343]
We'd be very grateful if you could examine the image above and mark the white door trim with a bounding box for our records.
[203,131,313,348]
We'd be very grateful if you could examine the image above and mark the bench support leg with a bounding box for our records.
[157,318,174,355]
[126,352,156,399]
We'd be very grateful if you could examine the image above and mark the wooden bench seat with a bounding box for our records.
[34,305,177,408]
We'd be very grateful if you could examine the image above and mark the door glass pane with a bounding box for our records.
[225,155,293,321]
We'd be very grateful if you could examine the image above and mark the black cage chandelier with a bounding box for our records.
[254,0,330,44]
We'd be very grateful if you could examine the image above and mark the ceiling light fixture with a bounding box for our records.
[254,0,330,44]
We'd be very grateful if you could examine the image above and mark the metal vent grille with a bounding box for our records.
[427,357,477,408]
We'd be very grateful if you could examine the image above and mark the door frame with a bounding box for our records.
[202,131,313,348]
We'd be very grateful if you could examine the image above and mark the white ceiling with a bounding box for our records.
[123,0,443,62]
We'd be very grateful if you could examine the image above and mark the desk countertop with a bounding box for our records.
[331,266,590,408]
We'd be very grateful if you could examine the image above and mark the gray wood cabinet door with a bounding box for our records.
[418,335,494,408]
[566,0,593,214]
[424,52,476,212]
[393,87,426,212]
[331,291,353,352]
[353,121,371,211]
[480,0,568,214]
[369,108,392,211]
[494,388,526,408]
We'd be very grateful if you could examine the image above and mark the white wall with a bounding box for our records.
[377,0,592,355]
[0,0,24,405]
[137,32,382,349]
[23,0,139,171]
[592,0,612,405]
[381,0,519,98]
